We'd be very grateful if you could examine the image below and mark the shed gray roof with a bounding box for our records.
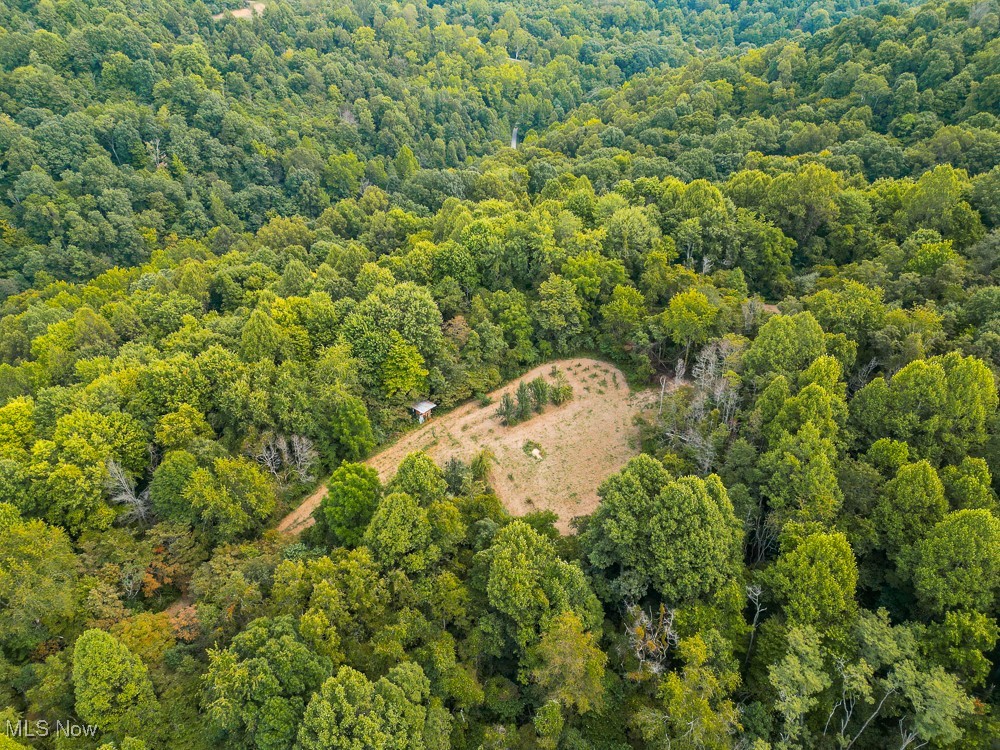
[412,401,436,413]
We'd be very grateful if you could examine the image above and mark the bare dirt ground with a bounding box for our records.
[278,358,658,535]
[212,2,265,20]
[277,481,332,535]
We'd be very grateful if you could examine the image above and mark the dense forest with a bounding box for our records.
[1,0,999,748]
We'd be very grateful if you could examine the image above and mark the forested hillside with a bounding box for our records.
[1,0,999,748]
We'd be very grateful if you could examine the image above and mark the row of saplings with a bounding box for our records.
[494,368,574,426]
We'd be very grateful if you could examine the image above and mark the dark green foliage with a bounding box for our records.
[496,375,566,426]
[515,381,533,422]
[149,450,199,523]
[902,510,1000,616]
[0,0,997,748]
[494,393,517,426]
[474,520,602,654]
[584,456,744,603]
[297,663,443,750]
[203,617,331,750]
[316,462,381,547]
[529,377,550,412]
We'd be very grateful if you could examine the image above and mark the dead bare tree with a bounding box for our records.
[742,298,764,332]
[849,356,880,394]
[657,338,748,472]
[147,442,161,474]
[119,563,145,600]
[835,686,898,750]
[145,138,167,169]
[674,357,686,384]
[250,433,319,486]
[663,425,717,473]
[285,435,318,484]
[106,459,152,524]
[624,603,678,679]
[746,498,779,565]
[897,718,927,750]
[254,436,284,480]
[744,584,767,667]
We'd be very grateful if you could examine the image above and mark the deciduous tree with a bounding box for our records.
[73,629,159,743]
[317,462,381,547]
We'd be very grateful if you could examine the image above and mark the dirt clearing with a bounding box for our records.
[279,358,657,535]
[212,2,265,20]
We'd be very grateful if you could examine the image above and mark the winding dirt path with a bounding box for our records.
[277,358,658,535]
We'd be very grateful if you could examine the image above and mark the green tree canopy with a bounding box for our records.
[72,629,159,743]
[317,462,381,547]
[584,455,743,603]
[184,457,275,542]
[204,616,332,750]
[903,510,1000,616]
[475,520,602,655]
[297,662,446,750]
[0,508,79,658]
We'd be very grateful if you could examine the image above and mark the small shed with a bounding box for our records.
[412,400,437,424]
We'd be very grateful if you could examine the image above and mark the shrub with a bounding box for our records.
[551,375,574,405]
[530,377,550,411]
[495,393,518,425]
[516,382,534,422]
